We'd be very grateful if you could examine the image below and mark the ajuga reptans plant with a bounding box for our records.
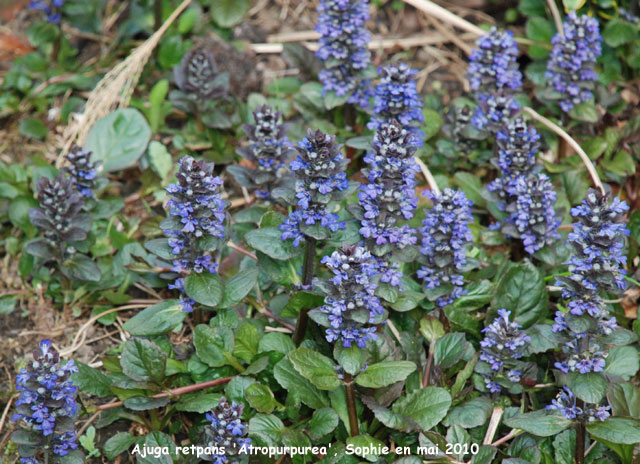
[478,309,531,393]
[547,386,610,422]
[63,145,100,198]
[27,174,98,281]
[468,28,522,133]
[280,129,349,247]
[487,118,561,254]
[418,188,473,307]
[368,63,424,145]
[552,189,629,374]
[441,101,485,152]
[171,44,229,115]
[11,339,80,463]
[229,105,295,200]
[545,12,602,113]
[352,120,418,286]
[29,0,65,24]
[162,156,227,312]
[315,0,372,107]
[310,245,385,347]
[202,397,251,463]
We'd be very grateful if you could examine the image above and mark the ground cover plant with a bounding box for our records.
[1,0,640,463]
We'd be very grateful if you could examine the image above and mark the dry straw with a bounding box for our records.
[54,0,192,168]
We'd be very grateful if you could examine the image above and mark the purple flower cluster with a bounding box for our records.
[471,92,520,133]
[162,156,226,312]
[356,120,418,271]
[63,145,99,198]
[174,45,228,100]
[417,188,474,307]
[280,130,349,247]
[552,189,629,374]
[29,0,65,23]
[442,103,483,152]
[315,245,385,347]
[545,12,602,112]
[468,28,522,93]
[232,105,295,199]
[468,28,522,133]
[368,64,424,146]
[620,8,640,24]
[488,118,560,254]
[547,387,610,422]
[11,340,79,462]
[315,0,372,107]
[478,309,531,393]
[204,397,251,463]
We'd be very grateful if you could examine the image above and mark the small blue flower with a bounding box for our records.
[63,145,100,198]
[547,386,610,421]
[29,0,65,23]
[478,309,530,393]
[553,189,629,374]
[316,0,373,106]
[545,12,602,112]
[468,28,522,93]
[11,340,78,461]
[204,397,250,460]
[418,188,474,307]
[357,120,418,276]
[368,64,424,146]
[162,156,226,312]
[280,130,348,245]
[319,245,385,347]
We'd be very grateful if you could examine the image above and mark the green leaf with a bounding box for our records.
[137,432,175,464]
[274,357,330,409]
[587,417,640,445]
[147,141,172,180]
[419,316,445,344]
[84,108,151,172]
[307,408,339,440]
[193,324,235,368]
[210,0,250,28]
[289,347,341,390]
[562,0,586,10]
[422,108,443,141]
[19,117,48,139]
[184,272,224,307]
[123,396,170,411]
[526,17,552,42]
[120,338,166,383]
[258,332,295,355]
[249,414,285,447]
[602,19,638,47]
[245,227,301,260]
[607,382,640,419]
[245,383,278,413]
[71,362,112,397]
[601,150,636,177]
[345,435,386,462]
[454,172,486,207]
[334,344,366,375]
[392,387,452,431]
[12,197,38,236]
[63,254,101,282]
[10,429,41,446]
[434,332,467,369]
[220,268,259,308]
[443,397,492,429]
[104,432,137,460]
[175,392,222,413]
[233,323,259,364]
[281,291,325,318]
[122,300,186,336]
[568,102,599,123]
[490,261,547,328]
[503,410,572,436]
[605,346,640,379]
[567,372,607,403]
[607,382,640,418]
[361,396,418,432]
[355,361,416,388]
